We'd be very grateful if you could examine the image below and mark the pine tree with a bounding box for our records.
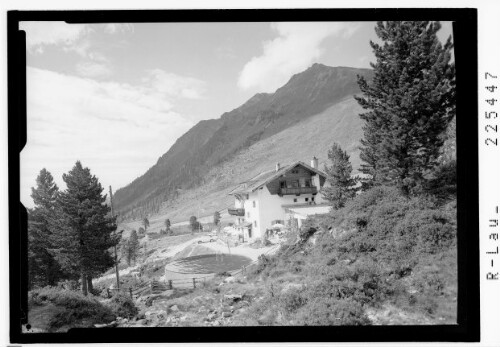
[355,21,455,195]
[213,211,221,227]
[128,230,139,265]
[142,217,150,232]
[321,143,357,209]
[189,216,199,234]
[51,161,119,295]
[27,169,64,288]
[165,219,171,235]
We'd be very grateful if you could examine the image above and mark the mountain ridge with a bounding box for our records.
[113,64,373,218]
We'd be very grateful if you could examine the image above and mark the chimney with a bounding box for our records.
[311,156,318,169]
[275,162,280,172]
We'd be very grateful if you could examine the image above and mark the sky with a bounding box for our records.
[20,21,452,208]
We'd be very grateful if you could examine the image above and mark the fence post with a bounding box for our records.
[129,287,133,299]
[168,280,173,290]
[193,278,196,289]
[106,288,110,298]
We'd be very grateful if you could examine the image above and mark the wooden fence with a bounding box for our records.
[106,245,279,298]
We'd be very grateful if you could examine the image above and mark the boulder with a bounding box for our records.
[224,276,237,284]
[280,282,305,294]
[170,304,180,312]
[224,294,243,303]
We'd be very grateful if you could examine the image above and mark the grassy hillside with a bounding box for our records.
[125,96,364,228]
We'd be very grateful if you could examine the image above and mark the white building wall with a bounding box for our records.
[231,172,328,240]
[256,186,322,236]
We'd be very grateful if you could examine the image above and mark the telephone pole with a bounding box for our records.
[109,186,120,290]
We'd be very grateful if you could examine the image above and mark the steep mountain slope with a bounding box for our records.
[113,64,372,218]
[135,96,364,229]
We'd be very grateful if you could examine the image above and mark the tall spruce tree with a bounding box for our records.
[27,169,64,288]
[165,219,171,235]
[355,21,455,195]
[322,143,357,209]
[142,217,150,232]
[128,230,139,266]
[51,161,119,295]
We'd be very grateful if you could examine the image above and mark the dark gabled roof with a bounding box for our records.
[229,161,326,195]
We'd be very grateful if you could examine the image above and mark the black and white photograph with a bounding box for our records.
[6,7,483,344]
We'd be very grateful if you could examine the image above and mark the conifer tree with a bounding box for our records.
[322,143,357,209]
[142,217,150,232]
[355,21,455,195]
[213,211,221,227]
[128,230,139,265]
[165,219,171,235]
[51,161,119,295]
[27,169,64,288]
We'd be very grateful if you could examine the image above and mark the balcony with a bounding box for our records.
[228,208,245,216]
[280,186,318,195]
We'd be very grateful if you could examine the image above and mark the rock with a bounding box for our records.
[207,313,217,320]
[170,304,180,312]
[224,276,237,283]
[281,283,305,294]
[222,312,232,318]
[224,294,243,303]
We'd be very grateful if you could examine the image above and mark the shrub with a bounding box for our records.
[107,292,139,318]
[395,209,455,254]
[28,287,115,330]
[278,286,308,316]
[295,297,370,325]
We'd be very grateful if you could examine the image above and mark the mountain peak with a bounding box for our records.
[113,64,373,217]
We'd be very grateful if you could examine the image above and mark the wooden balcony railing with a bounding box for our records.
[228,208,245,216]
[280,186,318,195]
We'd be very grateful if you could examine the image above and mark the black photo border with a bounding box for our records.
[8,8,479,344]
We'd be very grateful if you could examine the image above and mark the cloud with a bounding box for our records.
[103,23,134,34]
[21,68,198,207]
[20,21,90,53]
[76,61,113,78]
[145,69,207,100]
[238,22,361,92]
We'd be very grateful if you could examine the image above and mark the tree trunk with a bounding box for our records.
[87,275,93,294]
[81,272,88,296]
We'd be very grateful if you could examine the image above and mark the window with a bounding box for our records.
[311,197,315,202]
[254,221,257,227]
[305,198,309,202]
[253,201,256,208]
[293,198,297,203]
[247,212,250,218]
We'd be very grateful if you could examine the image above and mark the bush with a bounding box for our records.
[28,287,115,330]
[278,286,308,316]
[295,298,370,325]
[395,209,455,254]
[107,292,139,318]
